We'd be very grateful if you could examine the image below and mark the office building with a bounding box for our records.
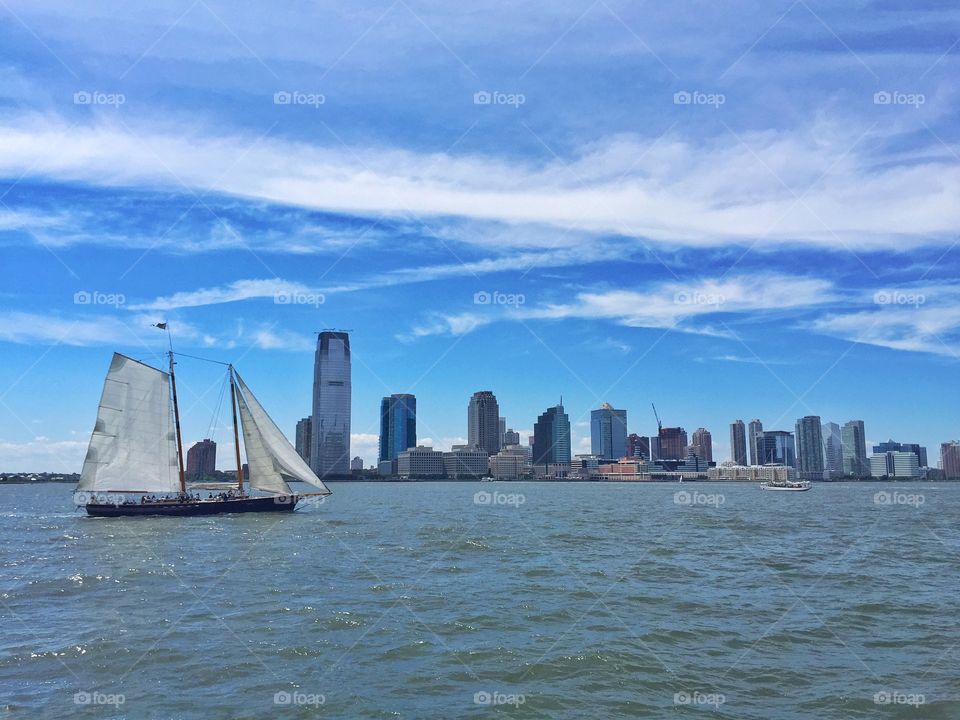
[941,442,960,479]
[295,417,312,466]
[503,428,520,446]
[869,451,920,479]
[467,391,500,455]
[444,446,489,479]
[396,446,445,478]
[841,420,868,477]
[311,331,351,478]
[498,417,507,449]
[690,427,713,463]
[591,403,628,459]
[822,422,843,478]
[757,430,796,467]
[873,440,928,469]
[489,445,531,480]
[186,439,216,479]
[795,416,824,480]
[379,393,417,463]
[533,403,571,467]
[350,456,363,472]
[730,420,747,466]
[748,419,763,465]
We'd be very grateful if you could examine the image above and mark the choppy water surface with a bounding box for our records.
[1,481,958,718]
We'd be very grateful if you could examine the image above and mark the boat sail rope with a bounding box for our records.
[75,351,330,516]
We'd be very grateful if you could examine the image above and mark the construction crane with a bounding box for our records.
[651,403,662,434]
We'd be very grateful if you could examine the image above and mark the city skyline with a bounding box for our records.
[0,2,958,473]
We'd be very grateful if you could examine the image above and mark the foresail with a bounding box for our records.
[236,389,294,496]
[235,372,331,495]
[78,353,180,494]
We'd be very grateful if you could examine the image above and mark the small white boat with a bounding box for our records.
[760,480,811,491]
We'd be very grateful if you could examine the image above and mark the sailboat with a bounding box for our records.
[75,351,331,517]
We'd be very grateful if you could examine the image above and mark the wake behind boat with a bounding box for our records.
[76,347,331,517]
[759,479,811,491]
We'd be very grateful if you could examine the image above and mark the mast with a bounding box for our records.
[229,365,245,494]
[168,350,187,493]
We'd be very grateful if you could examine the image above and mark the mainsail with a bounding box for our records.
[234,372,331,496]
[78,353,180,494]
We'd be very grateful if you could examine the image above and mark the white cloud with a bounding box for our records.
[1,116,958,254]
[0,436,87,473]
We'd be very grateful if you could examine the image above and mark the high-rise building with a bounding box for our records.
[941,442,960,479]
[186,439,216,478]
[503,428,520,446]
[748,419,763,465]
[658,427,688,461]
[350,456,363,472]
[311,331,351,479]
[533,403,571,466]
[295,417,312,465]
[498,416,507,449]
[467,391,500,455]
[795,416,824,480]
[590,403,627,459]
[822,422,843,478]
[730,420,747,466]
[626,433,650,459]
[757,430,796,467]
[691,427,713,463]
[379,394,417,463]
[841,420,868,477]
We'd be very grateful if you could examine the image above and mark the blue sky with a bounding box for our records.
[0,0,958,471]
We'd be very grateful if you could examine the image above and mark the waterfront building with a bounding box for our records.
[678,451,710,472]
[379,393,417,463]
[397,446,445,478]
[707,464,797,482]
[467,391,500,456]
[350,456,363,472]
[873,440,928,468]
[748,419,763,465]
[443,446,489,479]
[626,433,650,459]
[869,451,920,479]
[841,420,869,477]
[532,403,572,467]
[295,417,312,465]
[311,331,351,478]
[691,427,713,463]
[795,416,825,480]
[488,445,531,480]
[730,420,747,466]
[940,442,960,479]
[186,439,216,479]
[590,403,627,459]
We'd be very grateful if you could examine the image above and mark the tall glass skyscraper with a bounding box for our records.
[730,420,747,465]
[841,420,868,477]
[467,391,500,455]
[311,331,351,478]
[822,421,843,477]
[379,393,416,463]
[748,419,763,465]
[590,403,627,459]
[757,430,796,467]
[795,415,824,480]
[533,403,571,466]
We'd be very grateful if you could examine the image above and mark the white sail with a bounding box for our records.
[235,372,331,496]
[78,353,180,494]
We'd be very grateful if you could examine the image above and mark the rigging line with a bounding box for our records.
[206,372,228,440]
[171,351,233,367]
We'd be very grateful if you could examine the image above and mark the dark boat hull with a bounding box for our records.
[85,495,300,517]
